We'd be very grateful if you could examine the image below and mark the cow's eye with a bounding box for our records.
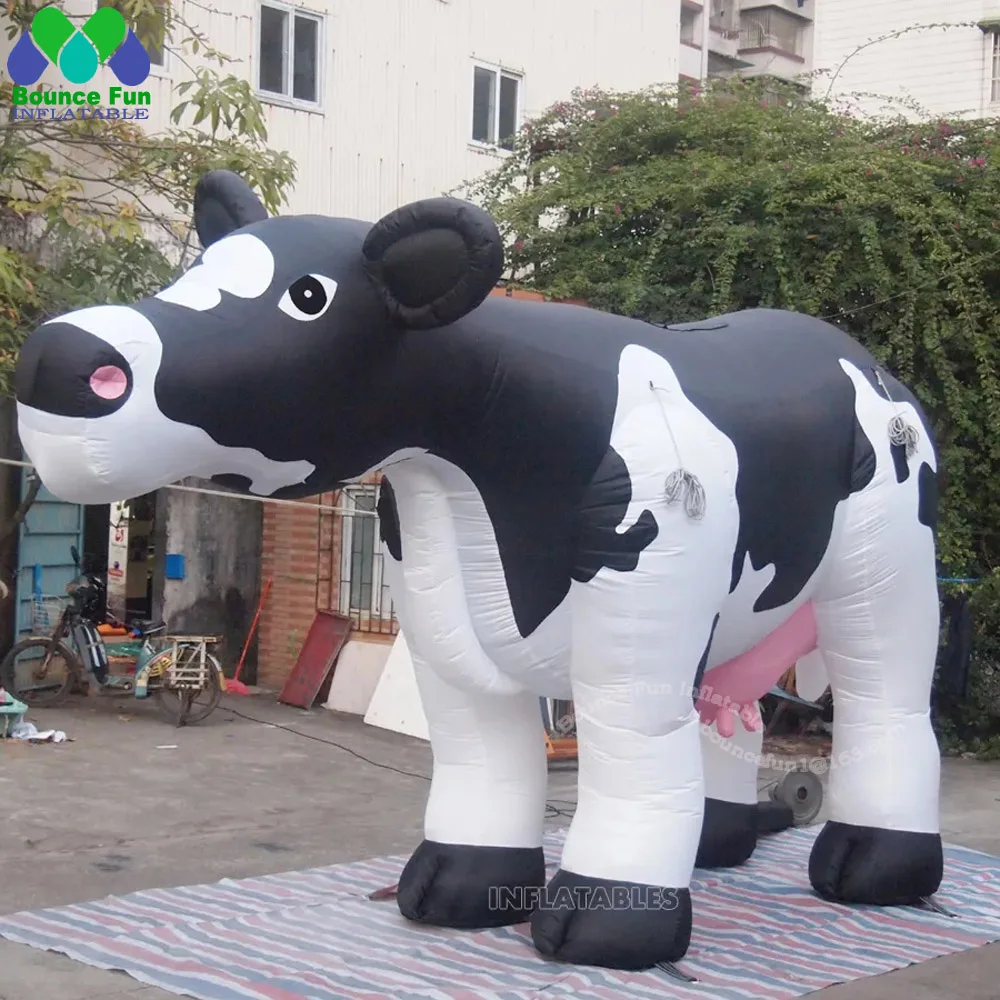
[278,274,337,321]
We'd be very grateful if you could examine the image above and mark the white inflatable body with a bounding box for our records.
[13,172,944,972]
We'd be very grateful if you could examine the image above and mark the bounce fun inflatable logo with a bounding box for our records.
[7,7,152,121]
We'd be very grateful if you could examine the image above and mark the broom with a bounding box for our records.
[226,577,272,695]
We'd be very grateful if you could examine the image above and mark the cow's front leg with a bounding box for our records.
[528,350,740,969]
[376,471,549,928]
[530,594,722,969]
[396,655,548,929]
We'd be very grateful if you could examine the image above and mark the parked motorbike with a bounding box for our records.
[0,545,225,725]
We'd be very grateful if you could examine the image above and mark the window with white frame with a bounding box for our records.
[339,485,385,619]
[991,31,1000,104]
[258,1,322,106]
[472,63,521,150]
[99,0,166,67]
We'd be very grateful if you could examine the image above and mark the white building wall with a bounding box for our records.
[811,0,997,118]
[28,0,678,224]
[265,0,679,220]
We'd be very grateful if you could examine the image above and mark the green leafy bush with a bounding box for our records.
[936,574,1000,758]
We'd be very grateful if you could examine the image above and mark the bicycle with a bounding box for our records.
[1,546,225,726]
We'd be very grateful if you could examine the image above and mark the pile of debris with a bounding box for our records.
[0,686,68,743]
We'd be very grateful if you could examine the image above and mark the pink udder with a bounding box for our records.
[89,365,128,400]
[696,602,818,738]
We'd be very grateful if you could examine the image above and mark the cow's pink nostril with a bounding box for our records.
[89,365,128,400]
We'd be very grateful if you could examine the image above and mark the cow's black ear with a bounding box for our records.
[362,197,504,330]
[193,170,269,248]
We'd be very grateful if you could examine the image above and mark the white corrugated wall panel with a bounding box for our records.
[812,0,992,119]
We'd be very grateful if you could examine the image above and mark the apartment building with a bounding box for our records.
[680,0,1000,121]
[679,0,815,86]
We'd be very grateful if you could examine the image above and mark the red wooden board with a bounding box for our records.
[278,610,353,709]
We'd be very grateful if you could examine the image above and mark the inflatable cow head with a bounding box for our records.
[14,171,505,504]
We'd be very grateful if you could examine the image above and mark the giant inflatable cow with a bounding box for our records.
[15,171,944,971]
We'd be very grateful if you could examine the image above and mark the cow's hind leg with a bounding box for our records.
[808,426,942,904]
[697,717,763,868]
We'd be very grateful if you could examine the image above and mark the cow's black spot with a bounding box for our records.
[890,442,910,484]
[692,613,720,701]
[850,417,877,492]
[657,311,899,613]
[377,477,402,562]
[570,447,659,584]
[917,462,938,530]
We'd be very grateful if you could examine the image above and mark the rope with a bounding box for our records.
[649,381,707,520]
[873,368,920,458]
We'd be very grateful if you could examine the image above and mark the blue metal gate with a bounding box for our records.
[13,471,85,641]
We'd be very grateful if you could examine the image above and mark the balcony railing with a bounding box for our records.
[739,8,804,57]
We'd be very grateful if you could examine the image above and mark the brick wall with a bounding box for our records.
[258,478,392,688]
[257,495,321,689]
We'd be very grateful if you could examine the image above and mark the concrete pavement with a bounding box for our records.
[1,694,997,999]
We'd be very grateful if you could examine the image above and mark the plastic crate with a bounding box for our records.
[0,688,27,738]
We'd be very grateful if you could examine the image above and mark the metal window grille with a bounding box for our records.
[327,482,398,635]
[739,9,803,56]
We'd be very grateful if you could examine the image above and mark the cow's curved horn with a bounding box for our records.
[362,197,504,330]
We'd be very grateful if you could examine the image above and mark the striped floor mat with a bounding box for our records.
[1,827,998,1000]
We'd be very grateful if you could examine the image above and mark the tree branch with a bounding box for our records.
[0,469,40,547]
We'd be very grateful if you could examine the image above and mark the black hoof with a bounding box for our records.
[530,868,692,970]
[696,798,758,868]
[809,820,944,905]
[758,799,796,835]
[396,840,545,929]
